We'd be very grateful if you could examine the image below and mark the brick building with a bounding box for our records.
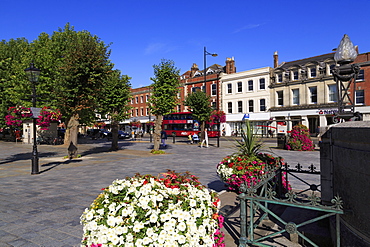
[179,57,236,111]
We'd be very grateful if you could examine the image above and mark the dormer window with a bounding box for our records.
[293,70,299,80]
[277,73,283,83]
[310,67,317,78]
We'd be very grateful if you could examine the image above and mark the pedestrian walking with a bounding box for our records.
[161,130,167,147]
[200,128,208,148]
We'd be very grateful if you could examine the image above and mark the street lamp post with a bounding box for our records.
[203,47,217,94]
[331,34,360,121]
[24,63,41,175]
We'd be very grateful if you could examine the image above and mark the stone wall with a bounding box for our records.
[320,121,370,246]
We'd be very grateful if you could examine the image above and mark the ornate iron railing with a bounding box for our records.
[237,168,343,247]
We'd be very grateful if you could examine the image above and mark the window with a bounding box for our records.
[237,81,242,92]
[135,109,138,116]
[260,99,266,111]
[141,108,144,116]
[237,101,243,113]
[259,78,265,90]
[292,89,299,105]
[357,69,365,81]
[227,83,232,94]
[329,64,336,75]
[202,85,206,92]
[135,97,138,104]
[309,87,317,104]
[140,96,144,103]
[146,95,149,101]
[356,90,364,105]
[177,105,181,112]
[227,102,232,113]
[248,80,253,91]
[277,91,283,106]
[328,85,337,102]
[211,101,216,110]
[192,86,200,92]
[146,108,149,115]
[211,84,217,96]
[131,98,134,104]
[277,74,283,83]
[293,70,299,80]
[310,67,317,78]
[248,100,254,112]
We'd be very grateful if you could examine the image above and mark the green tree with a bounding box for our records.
[50,24,114,151]
[148,59,180,151]
[184,90,213,141]
[98,69,132,150]
[0,38,32,127]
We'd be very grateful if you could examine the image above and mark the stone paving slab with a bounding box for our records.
[0,137,320,246]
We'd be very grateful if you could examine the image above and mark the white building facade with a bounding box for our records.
[221,67,272,136]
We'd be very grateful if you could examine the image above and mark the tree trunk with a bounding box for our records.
[200,121,206,142]
[153,115,163,151]
[64,113,79,158]
[110,119,119,151]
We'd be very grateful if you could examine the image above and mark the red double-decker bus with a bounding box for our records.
[162,112,219,137]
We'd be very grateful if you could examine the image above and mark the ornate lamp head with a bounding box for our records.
[334,34,358,65]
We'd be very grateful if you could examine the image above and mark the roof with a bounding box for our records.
[276,52,335,70]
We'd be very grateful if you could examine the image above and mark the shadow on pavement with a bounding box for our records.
[40,159,83,173]
[208,180,227,192]
[79,142,135,156]
[0,152,58,165]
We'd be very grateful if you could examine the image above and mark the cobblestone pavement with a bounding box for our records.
[0,137,320,246]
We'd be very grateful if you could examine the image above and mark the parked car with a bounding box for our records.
[118,130,130,139]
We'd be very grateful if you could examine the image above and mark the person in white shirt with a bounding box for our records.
[200,128,208,148]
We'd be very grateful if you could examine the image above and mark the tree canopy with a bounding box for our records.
[148,59,180,151]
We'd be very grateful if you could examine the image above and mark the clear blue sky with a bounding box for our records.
[2,0,370,88]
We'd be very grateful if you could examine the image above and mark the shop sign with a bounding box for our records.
[317,109,338,115]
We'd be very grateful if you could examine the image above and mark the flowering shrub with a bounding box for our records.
[217,153,283,192]
[4,106,33,127]
[80,170,225,247]
[209,110,226,124]
[217,120,288,193]
[286,124,314,151]
[37,106,62,130]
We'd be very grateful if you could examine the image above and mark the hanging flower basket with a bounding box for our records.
[80,170,225,247]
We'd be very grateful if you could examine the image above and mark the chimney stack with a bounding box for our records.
[274,51,279,68]
[225,57,236,74]
[190,63,199,77]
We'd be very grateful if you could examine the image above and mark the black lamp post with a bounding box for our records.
[24,63,41,175]
[331,34,360,120]
[203,47,217,94]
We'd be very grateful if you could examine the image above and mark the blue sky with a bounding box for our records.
[2,0,370,88]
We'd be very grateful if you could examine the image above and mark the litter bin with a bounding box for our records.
[276,133,286,149]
